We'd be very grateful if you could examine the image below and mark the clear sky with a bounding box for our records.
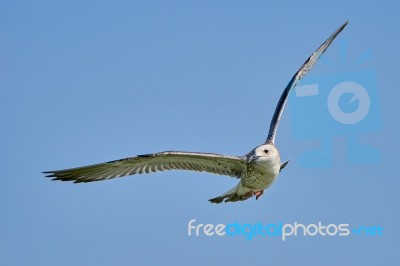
[1,1,398,265]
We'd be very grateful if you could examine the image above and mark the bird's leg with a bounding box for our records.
[254,190,264,200]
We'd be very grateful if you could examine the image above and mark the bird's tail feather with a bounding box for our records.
[209,184,252,204]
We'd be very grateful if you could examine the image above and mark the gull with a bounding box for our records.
[44,21,348,203]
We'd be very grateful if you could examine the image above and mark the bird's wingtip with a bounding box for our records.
[43,172,56,178]
[338,20,349,31]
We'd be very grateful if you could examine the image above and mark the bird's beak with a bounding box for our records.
[249,155,259,163]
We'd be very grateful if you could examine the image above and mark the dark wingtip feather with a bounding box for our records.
[44,172,57,178]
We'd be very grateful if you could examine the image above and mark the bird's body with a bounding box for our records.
[44,21,348,203]
[209,144,282,203]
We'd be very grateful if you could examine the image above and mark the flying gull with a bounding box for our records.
[44,21,348,203]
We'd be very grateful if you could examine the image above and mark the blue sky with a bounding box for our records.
[1,1,398,265]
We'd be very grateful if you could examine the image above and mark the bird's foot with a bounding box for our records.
[254,190,264,200]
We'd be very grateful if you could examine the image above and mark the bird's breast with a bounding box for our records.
[241,161,279,190]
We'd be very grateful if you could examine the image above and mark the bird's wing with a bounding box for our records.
[265,21,348,144]
[44,151,246,183]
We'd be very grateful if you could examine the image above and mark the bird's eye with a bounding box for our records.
[264,149,269,154]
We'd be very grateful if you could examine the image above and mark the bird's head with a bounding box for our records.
[248,143,281,166]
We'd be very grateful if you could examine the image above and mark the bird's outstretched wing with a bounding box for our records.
[44,151,246,183]
[266,21,348,144]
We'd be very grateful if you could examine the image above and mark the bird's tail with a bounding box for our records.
[209,183,252,204]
